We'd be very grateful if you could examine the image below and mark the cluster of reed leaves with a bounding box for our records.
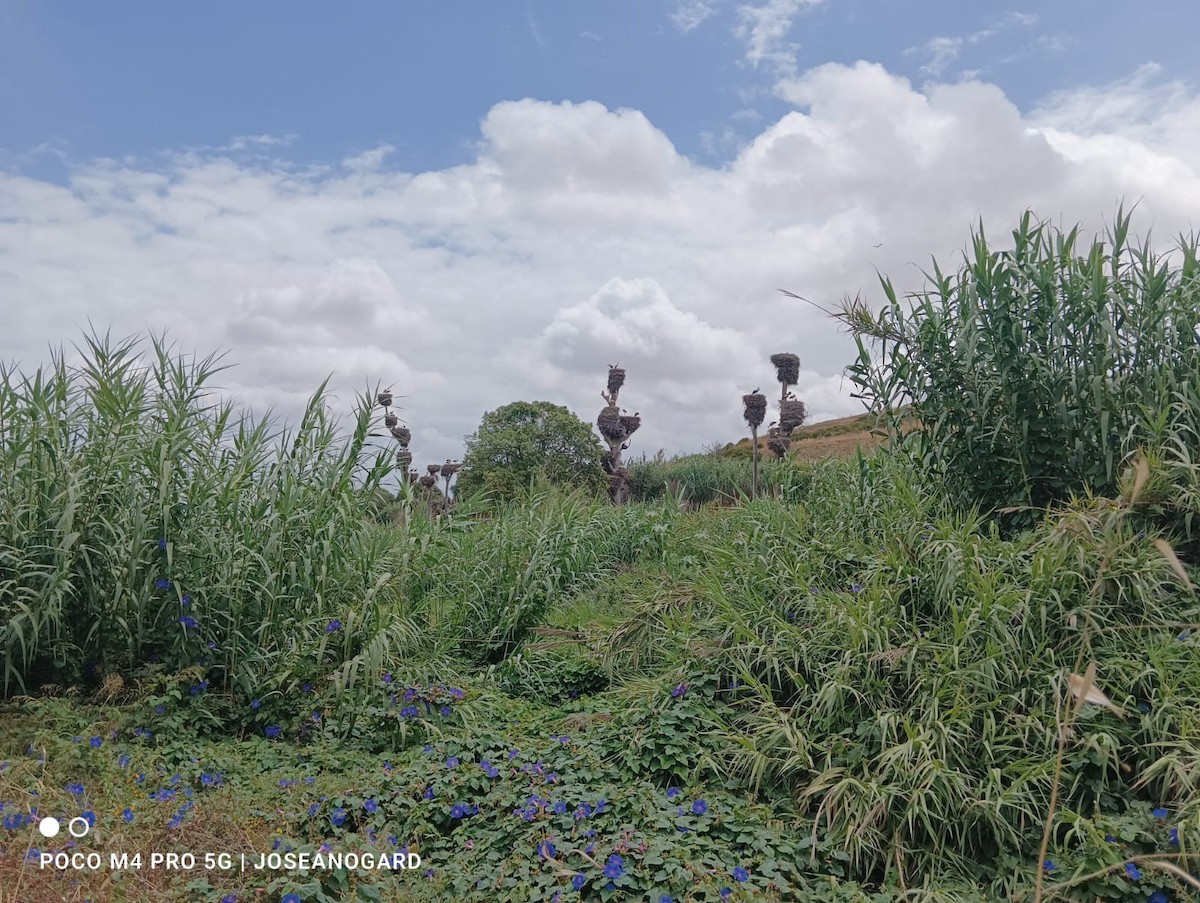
[625,453,796,504]
[834,209,1200,533]
[0,331,401,701]
[600,450,1200,894]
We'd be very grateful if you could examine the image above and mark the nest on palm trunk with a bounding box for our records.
[377,391,393,408]
[779,398,807,434]
[426,464,441,476]
[597,405,626,443]
[440,461,460,478]
[618,413,640,437]
[743,393,767,428]
[390,426,411,445]
[395,449,413,468]
[607,366,626,394]
[384,412,398,428]
[418,474,437,488]
[770,353,800,387]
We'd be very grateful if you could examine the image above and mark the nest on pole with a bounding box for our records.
[743,393,767,429]
[426,464,441,476]
[597,406,626,443]
[395,449,413,468]
[390,426,411,445]
[618,413,641,437]
[607,366,626,394]
[377,391,393,408]
[770,353,800,387]
[779,398,807,434]
[384,412,398,428]
[440,461,461,478]
[418,474,437,488]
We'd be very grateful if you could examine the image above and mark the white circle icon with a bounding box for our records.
[38,817,60,838]
[68,817,90,838]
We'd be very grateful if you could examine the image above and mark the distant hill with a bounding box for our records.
[720,410,916,463]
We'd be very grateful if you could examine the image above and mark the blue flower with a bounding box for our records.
[157,538,167,550]
[201,772,221,787]
[118,754,131,768]
[86,736,102,748]
[190,680,208,695]
[282,895,301,903]
[251,699,261,710]
[66,782,84,797]
[538,840,556,858]
[178,615,198,630]
[81,810,95,826]
[446,757,459,769]
[720,890,732,898]
[660,897,673,903]
[181,595,191,607]
[572,874,586,890]
[221,896,238,903]
[364,799,378,813]
[666,787,681,799]
[155,578,172,590]
[439,705,452,717]
[122,807,134,823]
[1152,807,1169,819]
[423,787,434,801]
[671,684,688,698]
[850,583,863,594]
[1124,862,1142,880]
[331,808,347,827]
[692,799,708,815]
[1149,892,1168,903]
[265,725,282,739]
[307,803,320,817]
[449,687,464,699]
[603,854,625,879]
[450,804,466,819]
[302,683,313,693]
[154,704,166,715]
[400,705,419,717]
[382,672,393,684]
[1170,827,1180,846]
[733,866,749,882]
[325,619,342,633]
[553,801,567,815]
[1043,860,1055,872]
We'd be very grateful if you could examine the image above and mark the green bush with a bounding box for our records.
[837,209,1200,531]
[626,453,795,503]
[457,401,607,502]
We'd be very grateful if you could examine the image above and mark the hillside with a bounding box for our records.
[722,410,898,462]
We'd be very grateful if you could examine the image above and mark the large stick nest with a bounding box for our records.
[597,405,626,443]
[390,426,411,445]
[607,366,626,394]
[743,393,767,428]
[618,413,640,437]
[395,449,413,467]
[440,462,461,478]
[377,391,393,408]
[779,398,807,433]
[770,353,800,387]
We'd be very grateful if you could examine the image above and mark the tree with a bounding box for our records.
[457,401,608,500]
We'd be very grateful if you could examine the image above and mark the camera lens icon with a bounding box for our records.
[68,816,92,837]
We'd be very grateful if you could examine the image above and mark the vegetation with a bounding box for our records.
[2,211,1199,902]
[457,401,608,502]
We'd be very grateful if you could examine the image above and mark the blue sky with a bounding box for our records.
[2,1,1199,461]
[3,1,1190,173]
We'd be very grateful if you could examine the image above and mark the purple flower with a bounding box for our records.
[382,673,393,684]
[326,619,342,633]
[251,699,261,710]
[89,737,102,748]
[122,807,134,823]
[155,578,172,590]
[1124,862,1142,880]
[850,583,863,594]
[538,840,556,858]
[450,804,465,819]
[1043,860,1055,872]
[733,866,749,882]
[603,854,625,879]
[190,680,208,695]
[331,807,347,827]
[1152,807,1169,819]
[666,786,681,799]
[572,874,586,890]
[692,799,708,815]
[671,684,688,698]
[157,538,167,550]
[1170,827,1180,846]
[66,782,84,797]
[1149,891,1168,903]
[181,595,191,607]
[118,753,131,768]
[439,705,452,717]
[265,725,282,739]
[282,895,301,903]
[445,757,459,769]
[449,687,464,699]
[178,615,198,630]
[364,799,378,814]
[553,801,567,815]
[423,787,434,801]
[400,705,419,717]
